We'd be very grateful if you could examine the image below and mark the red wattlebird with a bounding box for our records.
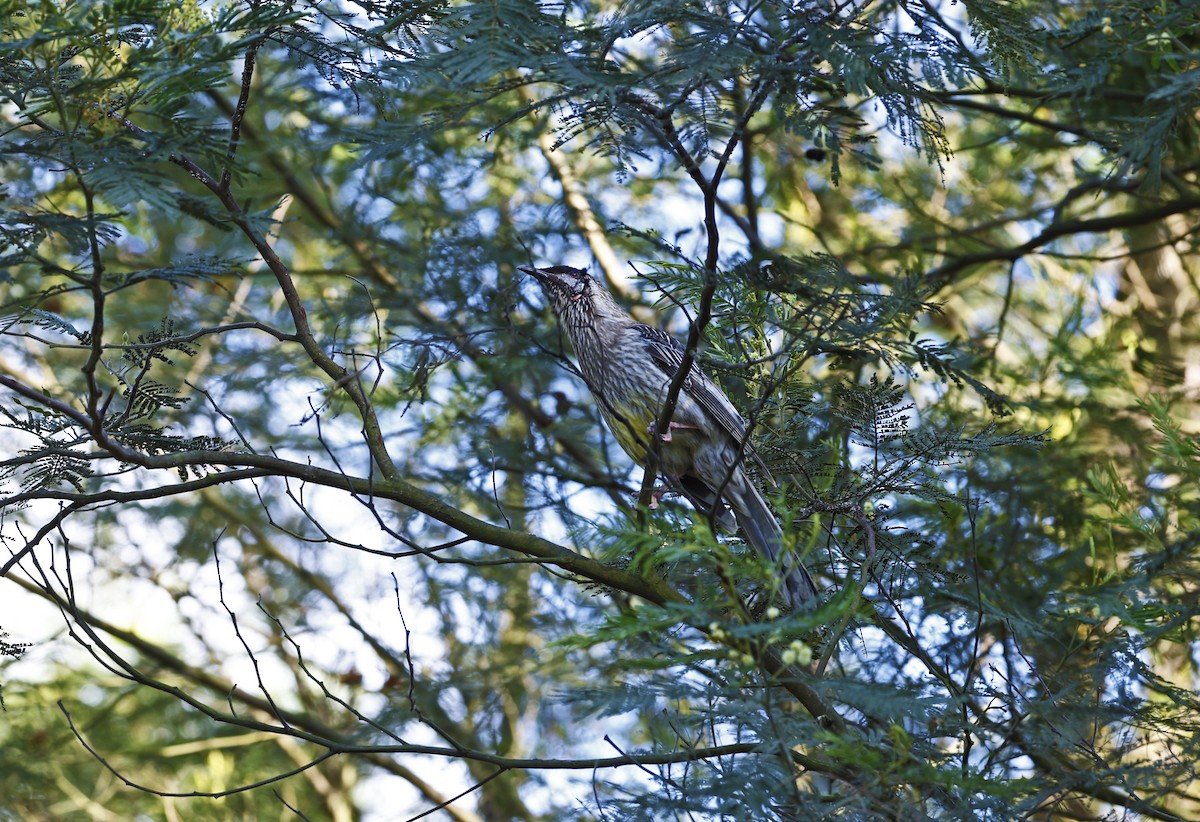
[523,264,818,609]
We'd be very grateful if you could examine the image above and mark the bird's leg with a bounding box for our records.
[648,420,701,443]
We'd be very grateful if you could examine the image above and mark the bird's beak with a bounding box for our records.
[519,265,561,290]
[518,265,545,282]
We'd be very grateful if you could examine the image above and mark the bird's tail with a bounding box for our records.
[731,482,819,609]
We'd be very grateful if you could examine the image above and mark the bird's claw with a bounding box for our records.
[648,420,699,443]
[647,485,668,509]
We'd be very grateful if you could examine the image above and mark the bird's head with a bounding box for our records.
[519,265,622,329]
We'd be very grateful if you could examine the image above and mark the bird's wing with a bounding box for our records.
[635,323,773,480]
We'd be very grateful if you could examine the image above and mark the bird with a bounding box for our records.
[521,264,819,609]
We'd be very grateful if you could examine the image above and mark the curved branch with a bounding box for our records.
[926,197,1200,290]
[0,370,675,602]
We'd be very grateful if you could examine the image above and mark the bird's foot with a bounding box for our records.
[647,485,669,509]
[649,420,700,443]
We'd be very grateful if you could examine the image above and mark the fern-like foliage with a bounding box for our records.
[642,254,1007,415]
[15,451,94,494]
[830,375,1042,503]
[392,0,975,173]
[118,317,198,370]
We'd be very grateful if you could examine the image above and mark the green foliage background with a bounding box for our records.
[1,0,1199,819]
